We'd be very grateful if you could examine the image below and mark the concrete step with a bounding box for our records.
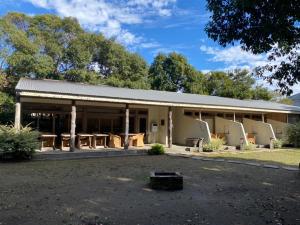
[34,149,148,161]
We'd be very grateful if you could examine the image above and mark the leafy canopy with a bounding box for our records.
[149,52,207,94]
[205,0,300,95]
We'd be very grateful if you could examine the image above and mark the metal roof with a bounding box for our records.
[16,78,300,113]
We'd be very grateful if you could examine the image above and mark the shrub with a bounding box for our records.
[285,122,300,147]
[0,125,39,160]
[148,144,165,155]
[203,138,224,152]
[273,139,283,149]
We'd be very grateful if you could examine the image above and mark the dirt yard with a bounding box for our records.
[0,155,299,225]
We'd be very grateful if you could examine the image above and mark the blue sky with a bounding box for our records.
[1,0,299,93]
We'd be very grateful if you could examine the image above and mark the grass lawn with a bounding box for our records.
[0,155,300,225]
[204,149,300,167]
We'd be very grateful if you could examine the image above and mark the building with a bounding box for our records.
[15,78,300,151]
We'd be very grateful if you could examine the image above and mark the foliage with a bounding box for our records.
[285,122,300,147]
[148,144,165,155]
[0,12,150,89]
[205,0,300,95]
[149,52,207,94]
[277,98,294,105]
[0,91,14,124]
[0,125,39,160]
[203,138,224,152]
[273,139,283,149]
[251,85,274,101]
[206,69,273,100]
[242,143,256,151]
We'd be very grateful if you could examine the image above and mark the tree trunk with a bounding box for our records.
[124,104,129,150]
[168,106,173,148]
[70,101,76,152]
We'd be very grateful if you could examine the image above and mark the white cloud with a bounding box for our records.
[25,0,176,46]
[200,45,267,68]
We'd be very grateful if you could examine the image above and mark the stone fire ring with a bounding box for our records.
[150,171,183,191]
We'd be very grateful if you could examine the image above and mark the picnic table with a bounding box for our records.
[186,137,204,152]
[40,133,57,151]
[61,133,71,151]
[119,133,138,147]
[92,133,109,149]
[77,133,93,149]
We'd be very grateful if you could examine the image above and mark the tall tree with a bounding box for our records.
[206,69,272,100]
[205,0,300,95]
[149,52,207,94]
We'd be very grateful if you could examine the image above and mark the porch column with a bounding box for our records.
[199,111,202,121]
[124,104,129,150]
[262,114,265,122]
[168,106,173,148]
[52,114,56,134]
[14,95,21,131]
[70,100,76,152]
[82,108,87,132]
[233,112,236,122]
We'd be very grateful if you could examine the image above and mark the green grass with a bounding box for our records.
[205,149,300,166]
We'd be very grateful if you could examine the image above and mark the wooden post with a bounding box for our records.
[199,111,202,121]
[168,106,173,148]
[52,114,56,134]
[70,100,76,152]
[14,95,21,131]
[82,108,87,132]
[233,112,236,122]
[262,114,265,122]
[124,104,129,150]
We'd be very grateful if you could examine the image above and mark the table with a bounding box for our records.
[40,134,57,151]
[119,133,138,147]
[61,133,71,151]
[186,137,204,152]
[77,133,93,149]
[92,134,109,149]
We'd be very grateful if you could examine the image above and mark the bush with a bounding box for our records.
[273,139,283,149]
[0,125,39,160]
[203,138,224,152]
[285,122,300,147]
[148,144,165,155]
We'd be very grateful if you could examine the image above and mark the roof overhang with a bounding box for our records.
[18,91,300,114]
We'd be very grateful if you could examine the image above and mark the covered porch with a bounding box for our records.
[15,97,172,151]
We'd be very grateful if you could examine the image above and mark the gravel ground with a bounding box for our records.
[0,155,299,225]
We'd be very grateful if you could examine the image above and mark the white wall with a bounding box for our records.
[173,108,211,145]
[215,116,248,146]
[267,119,288,139]
[243,118,276,145]
[147,106,168,145]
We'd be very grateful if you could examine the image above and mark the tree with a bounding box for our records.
[0,12,150,88]
[251,85,273,101]
[205,0,300,95]
[207,69,257,100]
[149,52,207,94]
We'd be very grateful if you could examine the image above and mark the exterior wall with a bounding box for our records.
[215,116,248,146]
[147,106,168,145]
[267,119,288,139]
[243,118,276,145]
[267,113,287,123]
[173,108,211,145]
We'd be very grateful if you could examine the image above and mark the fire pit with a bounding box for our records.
[150,171,183,190]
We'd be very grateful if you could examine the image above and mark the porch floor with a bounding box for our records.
[34,145,151,160]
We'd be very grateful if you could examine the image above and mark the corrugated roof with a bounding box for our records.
[16,78,300,113]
